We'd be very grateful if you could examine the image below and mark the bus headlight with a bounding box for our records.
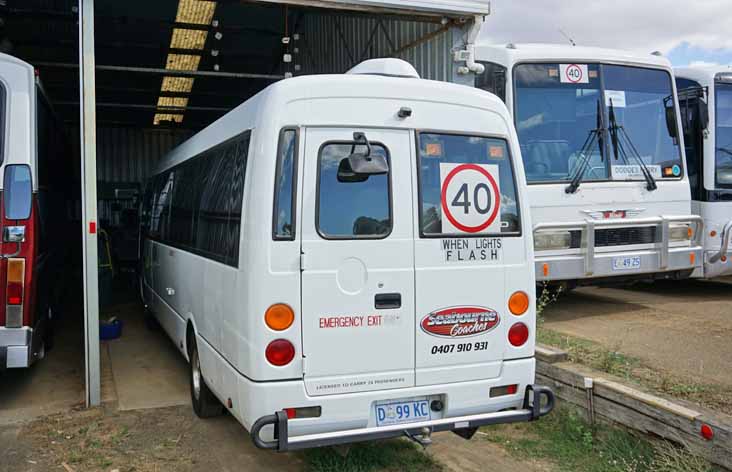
[534,231,572,251]
[669,223,693,242]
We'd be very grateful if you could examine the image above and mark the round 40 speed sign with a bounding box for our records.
[440,163,501,234]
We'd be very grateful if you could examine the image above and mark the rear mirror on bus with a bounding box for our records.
[3,164,32,220]
[337,153,389,183]
[665,106,678,139]
[696,100,710,131]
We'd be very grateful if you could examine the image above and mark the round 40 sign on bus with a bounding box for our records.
[440,163,502,234]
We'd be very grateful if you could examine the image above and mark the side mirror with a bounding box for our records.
[696,100,710,131]
[337,153,389,183]
[4,164,32,220]
[665,106,678,139]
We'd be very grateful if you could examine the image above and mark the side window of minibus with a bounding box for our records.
[150,172,173,239]
[196,133,249,266]
[273,129,297,240]
[317,142,392,239]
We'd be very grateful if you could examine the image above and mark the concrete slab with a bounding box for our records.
[0,314,85,425]
[106,302,190,411]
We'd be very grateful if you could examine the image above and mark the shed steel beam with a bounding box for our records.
[55,101,229,112]
[34,62,284,80]
[79,0,101,408]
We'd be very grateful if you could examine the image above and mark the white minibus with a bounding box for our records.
[472,44,703,286]
[675,66,732,278]
[139,59,553,451]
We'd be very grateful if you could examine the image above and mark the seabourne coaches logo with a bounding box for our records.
[420,306,500,338]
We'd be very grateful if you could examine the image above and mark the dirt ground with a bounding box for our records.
[542,278,732,391]
[0,405,547,472]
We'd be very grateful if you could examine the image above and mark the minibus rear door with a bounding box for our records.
[412,133,515,386]
[300,128,416,396]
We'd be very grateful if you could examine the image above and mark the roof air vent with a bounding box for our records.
[346,58,420,79]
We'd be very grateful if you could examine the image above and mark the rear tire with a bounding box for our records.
[189,337,224,418]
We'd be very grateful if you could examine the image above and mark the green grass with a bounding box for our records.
[303,439,441,472]
[537,329,637,378]
[481,406,718,472]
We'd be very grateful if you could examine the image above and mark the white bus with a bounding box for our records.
[472,43,703,287]
[675,66,732,278]
[139,59,553,451]
[0,54,76,369]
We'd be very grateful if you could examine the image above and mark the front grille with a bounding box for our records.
[569,226,658,248]
[595,226,657,247]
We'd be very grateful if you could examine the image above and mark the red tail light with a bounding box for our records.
[5,258,26,328]
[6,282,22,305]
[490,384,519,398]
[265,339,295,366]
[508,322,529,347]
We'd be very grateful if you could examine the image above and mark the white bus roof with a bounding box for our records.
[155,72,512,174]
[675,65,732,85]
[0,52,34,74]
[475,42,673,70]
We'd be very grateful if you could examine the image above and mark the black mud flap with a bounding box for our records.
[0,346,7,371]
[452,426,478,440]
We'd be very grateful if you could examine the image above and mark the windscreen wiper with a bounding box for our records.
[566,100,605,194]
[607,100,658,191]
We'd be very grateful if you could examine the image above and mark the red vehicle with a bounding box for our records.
[0,53,77,369]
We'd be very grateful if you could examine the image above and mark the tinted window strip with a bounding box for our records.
[143,130,251,268]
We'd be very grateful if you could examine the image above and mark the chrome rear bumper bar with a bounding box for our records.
[0,327,33,369]
[534,215,704,281]
[250,384,554,452]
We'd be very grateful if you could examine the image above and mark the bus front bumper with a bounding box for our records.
[535,246,703,282]
[250,384,554,452]
[0,327,33,369]
[534,215,704,282]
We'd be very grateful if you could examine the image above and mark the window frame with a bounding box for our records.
[272,127,300,241]
[315,139,394,241]
[675,78,705,198]
[715,81,732,189]
[511,61,685,185]
[415,129,523,239]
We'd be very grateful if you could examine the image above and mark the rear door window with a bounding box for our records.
[417,133,520,237]
[317,142,392,239]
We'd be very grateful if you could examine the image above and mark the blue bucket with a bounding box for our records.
[100,319,123,340]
